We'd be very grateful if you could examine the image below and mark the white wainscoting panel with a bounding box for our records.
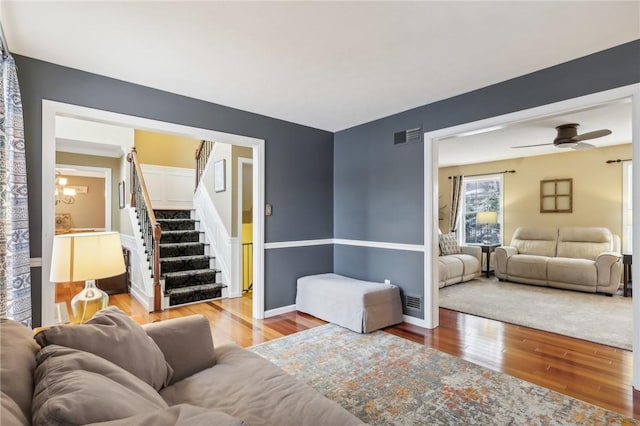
[140,164,194,209]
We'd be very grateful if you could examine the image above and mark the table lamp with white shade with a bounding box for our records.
[50,232,125,323]
[476,211,498,244]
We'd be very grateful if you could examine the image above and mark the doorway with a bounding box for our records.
[41,100,266,326]
[424,84,640,387]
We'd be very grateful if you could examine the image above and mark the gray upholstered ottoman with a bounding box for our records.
[296,273,404,333]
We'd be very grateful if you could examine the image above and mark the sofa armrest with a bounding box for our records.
[460,245,482,263]
[143,315,215,385]
[494,246,517,276]
[595,252,622,287]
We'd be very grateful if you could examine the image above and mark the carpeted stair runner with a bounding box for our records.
[154,209,226,306]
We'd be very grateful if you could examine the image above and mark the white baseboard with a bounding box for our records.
[129,283,152,312]
[403,315,430,329]
[264,304,297,318]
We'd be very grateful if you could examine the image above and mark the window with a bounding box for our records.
[460,174,503,245]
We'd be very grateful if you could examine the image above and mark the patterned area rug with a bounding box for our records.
[440,279,632,350]
[249,324,637,425]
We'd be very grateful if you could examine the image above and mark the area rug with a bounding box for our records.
[439,279,632,350]
[249,324,637,425]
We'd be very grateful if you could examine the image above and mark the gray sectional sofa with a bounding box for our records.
[1,307,364,426]
[494,226,622,295]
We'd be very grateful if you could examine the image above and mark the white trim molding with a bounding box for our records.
[264,238,424,252]
[424,83,640,386]
[41,100,266,324]
[264,304,297,318]
[334,238,424,252]
[264,239,334,250]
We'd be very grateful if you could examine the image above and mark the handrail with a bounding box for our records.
[195,140,214,189]
[127,147,162,311]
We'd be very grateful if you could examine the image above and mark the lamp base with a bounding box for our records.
[70,280,109,323]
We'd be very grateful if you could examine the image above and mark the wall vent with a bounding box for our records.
[394,127,422,145]
[403,293,423,315]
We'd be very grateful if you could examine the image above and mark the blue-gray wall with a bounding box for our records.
[18,39,640,325]
[334,40,640,317]
[16,55,334,326]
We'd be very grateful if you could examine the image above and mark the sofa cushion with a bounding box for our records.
[438,256,464,287]
[506,254,549,282]
[143,314,216,385]
[511,227,558,257]
[1,391,29,426]
[34,306,173,390]
[439,233,461,255]
[86,404,247,426]
[0,319,40,421]
[32,345,168,426]
[161,344,363,426]
[557,227,613,261]
[547,257,597,287]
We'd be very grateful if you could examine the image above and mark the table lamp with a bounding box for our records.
[50,232,125,323]
[476,211,498,244]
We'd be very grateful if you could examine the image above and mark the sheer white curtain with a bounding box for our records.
[0,45,32,326]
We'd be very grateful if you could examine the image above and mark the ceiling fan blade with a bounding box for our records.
[511,143,553,149]
[572,142,595,151]
[573,129,611,141]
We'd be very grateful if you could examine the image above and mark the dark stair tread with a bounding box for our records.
[161,230,202,235]
[166,283,226,295]
[159,254,212,263]
[159,242,206,249]
[163,268,221,279]
[156,218,199,223]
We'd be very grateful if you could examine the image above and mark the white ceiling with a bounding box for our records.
[438,100,633,167]
[2,1,639,132]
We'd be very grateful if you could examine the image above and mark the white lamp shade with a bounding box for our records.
[476,211,498,225]
[50,232,125,283]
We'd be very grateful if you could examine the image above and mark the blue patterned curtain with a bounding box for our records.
[0,48,32,327]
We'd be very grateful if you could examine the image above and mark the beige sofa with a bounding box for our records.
[1,307,364,426]
[495,227,622,295]
[438,245,482,288]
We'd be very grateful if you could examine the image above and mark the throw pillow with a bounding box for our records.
[0,319,40,421]
[32,345,168,426]
[34,306,173,390]
[439,232,461,255]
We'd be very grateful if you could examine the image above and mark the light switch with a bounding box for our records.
[265,204,272,216]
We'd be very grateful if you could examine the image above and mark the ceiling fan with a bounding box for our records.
[512,123,612,150]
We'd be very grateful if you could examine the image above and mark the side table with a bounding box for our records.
[623,254,632,297]
[472,243,501,278]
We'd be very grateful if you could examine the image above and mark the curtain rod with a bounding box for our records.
[448,170,516,179]
[605,159,632,164]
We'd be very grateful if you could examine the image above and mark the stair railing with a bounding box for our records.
[195,140,214,189]
[127,147,162,311]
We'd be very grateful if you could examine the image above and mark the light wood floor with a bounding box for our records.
[56,283,640,419]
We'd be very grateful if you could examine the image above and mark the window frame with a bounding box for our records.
[459,173,504,246]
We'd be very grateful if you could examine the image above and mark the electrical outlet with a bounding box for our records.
[384,279,390,285]
[265,204,272,216]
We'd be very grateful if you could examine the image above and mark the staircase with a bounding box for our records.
[154,209,226,306]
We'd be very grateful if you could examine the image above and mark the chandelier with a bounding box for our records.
[55,173,76,205]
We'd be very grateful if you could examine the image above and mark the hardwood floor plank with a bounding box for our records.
[53,286,640,419]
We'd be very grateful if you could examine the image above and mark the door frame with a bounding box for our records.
[55,164,112,231]
[237,158,253,294]
[42,100,266,325]
[423,83,640,387]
